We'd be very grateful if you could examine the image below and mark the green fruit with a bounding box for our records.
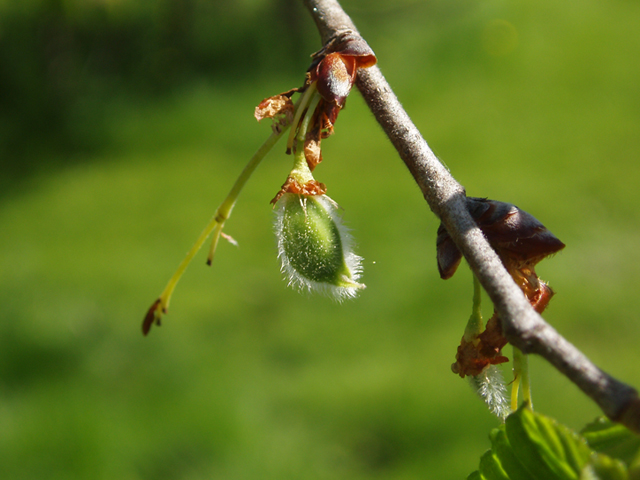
[274,193,364,300]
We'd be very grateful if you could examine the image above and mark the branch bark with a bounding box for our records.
[303,0,640,433]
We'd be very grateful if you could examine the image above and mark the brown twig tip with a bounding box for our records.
[142,298,163,336]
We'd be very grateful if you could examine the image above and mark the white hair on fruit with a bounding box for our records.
[273,193,364,301]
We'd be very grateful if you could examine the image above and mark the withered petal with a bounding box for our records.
[270,177,327,205]
[530,281,554,313]
[304,140,322,171]
[254,94,294,122]
[321,104,340,135]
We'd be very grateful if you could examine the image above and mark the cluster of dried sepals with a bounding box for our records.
[254,31,376,204]
[437,197,565,378]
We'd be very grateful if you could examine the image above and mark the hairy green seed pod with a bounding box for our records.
[274,193,364,300]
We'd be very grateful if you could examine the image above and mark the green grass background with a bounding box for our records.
[2,0,640,478]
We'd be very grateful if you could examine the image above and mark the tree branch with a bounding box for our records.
[303,0,640,432]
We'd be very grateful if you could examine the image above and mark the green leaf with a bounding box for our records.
[490,426,537,480]
[478,449,510,480]
[580,454,629,480]
[630,453,640,480]
[582,417,640,467]
[470,407,595,479]
[506,406,592,479]
[467,470,484,480]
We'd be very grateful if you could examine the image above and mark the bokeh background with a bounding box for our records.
[1,0,639,478]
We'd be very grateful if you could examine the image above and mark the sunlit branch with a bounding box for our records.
[303,0,640,433]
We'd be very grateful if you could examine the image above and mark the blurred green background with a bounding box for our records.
[1,0,639,478]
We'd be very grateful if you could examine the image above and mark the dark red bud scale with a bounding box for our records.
[327,31,377,68]
[437,197,565,280]
[308,31,377,107]
[309,30,377,68]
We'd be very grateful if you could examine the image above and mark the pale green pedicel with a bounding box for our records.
[512,344,531,411]
[148,82,364,329]
[147,120,291,327]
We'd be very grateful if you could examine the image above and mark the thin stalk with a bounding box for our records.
[289,90,322,184]
[464,274,484,342]
[143,125,288,334]
[205,128,286,264]
[286,82,318,153]
[512,345,532,411]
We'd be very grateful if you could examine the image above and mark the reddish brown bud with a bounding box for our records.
[338,36,377,69]
[437,197,565,280]
[308,31,377,107]
[436,233,463,280]
[314,52,357,107]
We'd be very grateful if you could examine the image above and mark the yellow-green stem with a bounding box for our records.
[512,345,532,411]
[153,125,288,322]
[289,90,322,185]
[286,82,318,153]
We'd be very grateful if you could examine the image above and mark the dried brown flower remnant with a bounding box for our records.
[254,92,296,133]
[439,197,565,378]
[451,282,555,377]
[270,177,327,205]
[143,298,163,336]
[261,31,376,205]
[451,315,510,377]
[304,132,322,171]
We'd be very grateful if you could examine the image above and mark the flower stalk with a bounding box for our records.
[512,346,532,411]
[142,126,289,335]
